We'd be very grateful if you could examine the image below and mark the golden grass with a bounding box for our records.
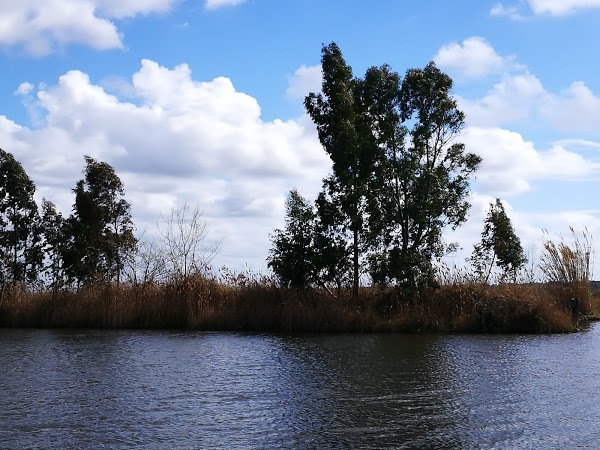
[1,275,596,333]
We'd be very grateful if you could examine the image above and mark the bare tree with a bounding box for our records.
[157,203,221,281]
[124,238,167,285]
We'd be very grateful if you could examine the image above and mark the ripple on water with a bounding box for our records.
[1,328,600,449]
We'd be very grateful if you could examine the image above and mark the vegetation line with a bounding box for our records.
[1,276,597,334]
[0,43,597,334]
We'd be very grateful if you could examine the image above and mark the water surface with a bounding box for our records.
[2,325,600,449]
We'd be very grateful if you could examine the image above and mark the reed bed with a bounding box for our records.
[1,275,597,333]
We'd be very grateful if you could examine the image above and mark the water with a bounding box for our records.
[2,325,600,449]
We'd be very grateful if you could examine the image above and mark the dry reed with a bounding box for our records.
[1,272,594,333]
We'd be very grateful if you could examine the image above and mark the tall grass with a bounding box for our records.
[0,271,592,333]
[540,228,594,317]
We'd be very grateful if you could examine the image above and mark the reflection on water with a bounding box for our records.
[1,325,600,449]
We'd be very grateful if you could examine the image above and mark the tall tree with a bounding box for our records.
[40,198,68,291]
[470,199,526,282]
[0,148,43,285]
[65,156,136,285]
[305,43,375,297]
[366,62,481,289]
[304,43,480,292]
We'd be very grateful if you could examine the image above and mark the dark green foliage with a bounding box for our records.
[64,156,136,285]
[470,199,526,282]
[268,190,316,288]
[302,43,481,293]
[0,148,43,285]
[40,198,68,291]
[367,62,481,289]
[305,43,370,297]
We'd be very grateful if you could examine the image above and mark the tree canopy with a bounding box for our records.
[64,156,136,285]
[0,148,43,285]
[291,42,481,293]
[470,198,526,282]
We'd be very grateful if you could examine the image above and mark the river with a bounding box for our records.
[1,324,600,449]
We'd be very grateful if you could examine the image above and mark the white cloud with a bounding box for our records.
[1,60,330,269]
[464,126,597,196]
[440,39,600,135]
[0,0,178,56]
[458,72,545,126]
[434,37,511,78]
[552,138,600,150]
[15,82,34,95]
[541,81,600,132]
[204,0,246,10]
[94,0,175,18]
[492,0,600,18]
[528,0,600,15]
[458,73,600,134]
[286,64,322,99]
[490,3,524,20]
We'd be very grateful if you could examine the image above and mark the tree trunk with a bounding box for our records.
[353,227,359,298]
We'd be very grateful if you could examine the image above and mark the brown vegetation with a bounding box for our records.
[1,275,597,333]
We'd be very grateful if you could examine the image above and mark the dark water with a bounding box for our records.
[2,325,600,450]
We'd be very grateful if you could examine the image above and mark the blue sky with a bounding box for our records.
[2,0,600,276]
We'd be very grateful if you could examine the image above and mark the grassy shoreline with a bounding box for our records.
[1,276,597,333]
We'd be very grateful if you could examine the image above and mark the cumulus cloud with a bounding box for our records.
[397,34,600,265]
[458,72,546,126]
[434,37,512,78]
[14,82,34,95]
[1,60,331,269]
[458,73,600,134]
[541,81,600,132]
[464,127,598,196]
[286,65,322,99]
[0,0,178,55]
[439,38,600,135]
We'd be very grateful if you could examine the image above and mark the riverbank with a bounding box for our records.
[1,276,597,333]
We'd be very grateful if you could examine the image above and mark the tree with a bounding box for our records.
[365,62,481,289]
[304,43,480,292]
[124,238,167,286]
[40,198,68,291]
[470,199,526,283]
[305,43,378,297]
[268,190,317,288]
[65,156,136,285]
[157,202,220,282]
[0,148,43,285]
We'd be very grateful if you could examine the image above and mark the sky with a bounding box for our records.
[2,0,600,277]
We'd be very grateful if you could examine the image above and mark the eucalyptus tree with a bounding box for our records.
[0,148,43,285]
[304,43,481,292]
[65,156,136,285]
[305,43,377,297]
[365,62,482,289]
